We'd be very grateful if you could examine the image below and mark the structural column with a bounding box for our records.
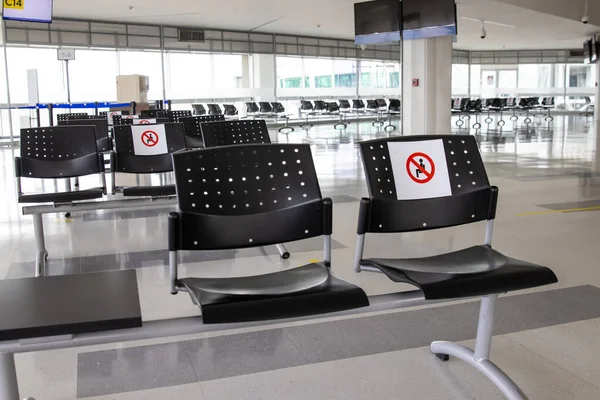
[251,54,276,102]
[595,63,600,122]
[402,36,453,135]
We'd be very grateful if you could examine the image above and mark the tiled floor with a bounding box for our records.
[2,114,600,399]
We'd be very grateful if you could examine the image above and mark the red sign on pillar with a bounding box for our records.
[412,78,419,87]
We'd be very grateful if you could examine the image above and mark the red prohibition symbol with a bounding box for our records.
[139,120,150,124]
[406,152,435,184]
[141,130,158,147]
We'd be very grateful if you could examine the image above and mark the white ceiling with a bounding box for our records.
[51,0,600,51]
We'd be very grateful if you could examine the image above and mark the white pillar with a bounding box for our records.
[402,36,453,135]
[252,54,276,102]
[595,64,600,122]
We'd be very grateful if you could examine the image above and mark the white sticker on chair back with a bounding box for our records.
[132,118,157,125]
[131,124,168,156]
[388,139,452,200]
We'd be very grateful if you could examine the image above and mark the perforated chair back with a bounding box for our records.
[140,110,159,118]
[376,98,387,108]
[246,102,259,113]
[367,100,378,110]
[388,99,401,112]
[353,99,365,109]
[313,100,327,111]
[179,115,225,140]
[192,104,207,115]
[272,102,285,113]
[157,110,193,122]
[327,102,340,112]
[223,105,238,116]
[259,102,273,113]
[201,120,271,148]
[359,135,496,233]
[113,115,135,126]
[301,101,314,111]
[57,118,111,152]
[339,100,351,109]
[207,104,223,115]
[17,126,103,178]
[112,123,187,174]
[57,113,89,122]
[171,143,325,250]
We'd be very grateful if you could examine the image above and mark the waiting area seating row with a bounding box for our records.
[6,130,558,400]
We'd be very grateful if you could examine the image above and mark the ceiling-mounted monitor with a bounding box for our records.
[3,0,53,23]
[583,39,593,64]
[354,0,403,45]
[591,37,599,63]
[402,0,457,40]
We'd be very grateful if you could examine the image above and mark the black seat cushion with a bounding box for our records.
[122,185,176,197]
[185,135,204,149]
[362,245,557,300]
[18,188,104,204]
[177,263,369,323]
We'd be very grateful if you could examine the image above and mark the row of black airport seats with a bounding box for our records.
[190,102,287,118]
[11,123,559,400]
[300,98,401,114]
[16,118,273,204]
[52,112,254,155]
[452,97,556,113]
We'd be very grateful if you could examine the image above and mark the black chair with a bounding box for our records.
[111,123,187,197]
[245,102,260,117]
[223,104,239,118]
[192,104,207,116]
[15,126,106,204]
[271,102,286,114]
[366,100,378,113]
[140,109,159,118]
[56,113,89,122]
[376,98,387,109]
[168,143,369,323]
[383,99,401,132]
[355,135,557,399]
[58,118,111,152]
[313,100,327,113]
[157,110,193,123]
[338,99,351,113]
[201,119,270,148]
[327,102,340,113]
[207,104,223,116]
[352,99,366,113]
[300,101,316,129]
[179,115,225,148]
[258,102,275,117]
[580,96,594,117]
[112,115,135,126]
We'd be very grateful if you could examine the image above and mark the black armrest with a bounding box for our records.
[357,198,371,235]
[322,198,333,235]
[14,157,21,178]
[168,212,180,251]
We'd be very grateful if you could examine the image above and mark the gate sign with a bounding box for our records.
[131,124,168,156]
[388,139,451,200]
[132,118,157,125]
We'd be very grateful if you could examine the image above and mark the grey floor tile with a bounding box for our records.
[75,285,600,397]
[5,257,81,279]
[539,198,600,211]
[77,342,197,398]
[182,329,307,381]
[282,316,402,363]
